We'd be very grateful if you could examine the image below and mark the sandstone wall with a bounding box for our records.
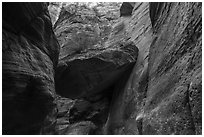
[2,3,60,134]
[105,2,202,135]
[2,2,202,135]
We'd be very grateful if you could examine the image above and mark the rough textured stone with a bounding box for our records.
[62,121,96,135]
[55,42,138,99]
[48,2,63,26]
[105,2,201,135]
[4,2,201,135]
[54,96,74,134]
[55,23,101,57]
[120,2,134,17]
[104,2,152,134]
[143,2,201,134]
[2,2,60,134]
[53,2,123,57]
[53,2,138,134]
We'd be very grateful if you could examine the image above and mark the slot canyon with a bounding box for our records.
[2,2,202,135]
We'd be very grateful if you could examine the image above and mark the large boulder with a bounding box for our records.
[52,2,123,57]
[55,42,138,99]
[54,2,139,100]
[2,2,60,134]
[54,2,139,135]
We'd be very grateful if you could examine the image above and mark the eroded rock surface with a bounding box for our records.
[2,2,201,135]
[53,2,123,57]
[55,41,138,100]
[104,2,202,135]
[54,2,138,100]
[2,2,60,134]
[143,2,202,134]
[53,2,138,134]
[104,2,152,134]
[48,2,63,26]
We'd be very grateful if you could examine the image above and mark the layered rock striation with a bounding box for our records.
[2,2,60,134]
[2,2,202,135]
[104,2,202,135]
[53,2,139,134]
[143,2,202,134]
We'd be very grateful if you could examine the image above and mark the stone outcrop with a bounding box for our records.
[54,1,138,100]
[104,2,152,134]
[54,42,138,134]
[2,2,60,134]
[104,2,202,135]
[48,2,63,26]
[2,2,202,135]
[55,41,138,100]
[53,2,123,57]
[143,2,202,134]
[53,2,139,134]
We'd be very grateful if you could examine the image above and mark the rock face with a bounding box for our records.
[48,2,63,26]
[104,2,202,135]
[54,44,138,134]
[55,43,138,99]
[104,2,152,134]
[53,2,122,57]
[54,2,138,100]
[53,2,139,134]
[144,2,202,134]
[2,2,60,134]
[2,2,202,135]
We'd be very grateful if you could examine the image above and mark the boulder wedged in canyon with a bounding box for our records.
[55,42,138,99]
[2,2,60,134]
[53,2,122,56]
[2,2,202,135]
[53,2,138,134]
[54,2,138,100]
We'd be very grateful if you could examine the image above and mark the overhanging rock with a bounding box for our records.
[55,42,138,99]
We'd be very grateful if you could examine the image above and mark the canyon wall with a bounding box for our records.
[2,3,60,134]
[2,2,202,135]
[105,2,202,135]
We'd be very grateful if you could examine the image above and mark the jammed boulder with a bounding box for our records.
[2,2,60,134]
[53,2,123,57]
[54,2,138,134]
[54,40,138,135]
[55,42,138,99]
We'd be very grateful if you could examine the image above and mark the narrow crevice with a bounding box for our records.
[186,84,196,134]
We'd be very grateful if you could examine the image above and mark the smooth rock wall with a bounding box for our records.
[104,2,152,134]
